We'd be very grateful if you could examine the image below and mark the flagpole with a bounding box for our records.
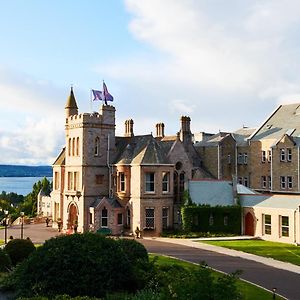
[90,89,93,112]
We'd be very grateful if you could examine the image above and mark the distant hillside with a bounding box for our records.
[0,165,52,177]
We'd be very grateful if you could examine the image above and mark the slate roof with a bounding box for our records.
[53,148,65,166]
[91,197,123,209]
[114,135,171,165]
[250,103,300,141]
[233,127,256,146]
[194,132,231,147]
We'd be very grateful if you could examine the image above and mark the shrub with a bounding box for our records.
[13,233,149,298]
[0,248,12,272]
[117,239,148,264]
[4,238,35,266]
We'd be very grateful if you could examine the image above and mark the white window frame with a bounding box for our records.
[101,207,108,228]
[145,208,155,229]
[261,150,266,163]
[267,150,272,162]
[145,172,155,193]
[280,176,286,189]
[119,172,125,192]
[281,216,289,237]
[287,148,292,162]
[243,177,248,187]
[287,176,293,189]
[264,214,271,235]
[261,176,267,188]
[280,148,286,162]
[162,172,170,193]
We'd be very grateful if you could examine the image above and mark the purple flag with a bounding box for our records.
[103,82,114,105]
[92,89,103,101]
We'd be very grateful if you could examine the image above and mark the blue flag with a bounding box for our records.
[103,82,114,105]
[92,89,103,101]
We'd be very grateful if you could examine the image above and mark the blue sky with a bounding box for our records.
[1,0,300,165]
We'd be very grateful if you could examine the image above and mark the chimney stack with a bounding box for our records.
[180,116,192,145]
[124,119,134,137]
[156,123,165,138]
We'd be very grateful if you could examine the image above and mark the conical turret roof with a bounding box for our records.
[65,87,78,109]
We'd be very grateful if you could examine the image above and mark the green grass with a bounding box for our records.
[149,254,284,300]
[200,239,300,266]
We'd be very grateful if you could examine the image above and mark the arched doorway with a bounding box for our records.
[68,204,78,229]
[245,212,255,236]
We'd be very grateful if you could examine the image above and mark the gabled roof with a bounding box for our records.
[233,127,256,146]
[194,132,231,147]
[250,103,300,141]
[53,148,65,166]
[91,197,123,209]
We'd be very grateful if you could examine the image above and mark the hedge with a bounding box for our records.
[181,205,241,234]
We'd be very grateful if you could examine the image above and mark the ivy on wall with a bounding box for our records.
[181,205,241,234]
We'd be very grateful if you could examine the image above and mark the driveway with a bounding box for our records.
[139,238,299,300]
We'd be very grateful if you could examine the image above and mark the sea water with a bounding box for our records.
[0,177,53,196]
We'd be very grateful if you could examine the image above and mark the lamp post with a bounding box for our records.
[20,212,24,239]
[4,210,8,244]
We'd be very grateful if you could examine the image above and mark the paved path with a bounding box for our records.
[140,238,300,300]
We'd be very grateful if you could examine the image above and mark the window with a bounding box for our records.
[243,177,248,187]
[162,172,170,192]
[145,172,155,192]
[117,213,123,225]
[145,208,155,228]
[94,137,100,156]
[162,207,169,229]
[76,137,80,156]
[280,148,286,161]
[238,177,243,184]
[54,172,59,190]
[101,207,108,227]
[268,150,272,162]
[244,153,248,164]
[119,172,125,192]
[238,153,243,164]
[72,138,75,156]
[89,212,93,225]
[264,214,271,235]
[227,154,231,164]
[95,175,104,185]
[68,138,71,156]
[287,148,292,162]
[126,209,131,227]
[268,176,272,190]
[287,176,293,189]
[179,172,185,193]
[73,172,79,190]
[281,216,289,237]
[261,151,266,163]
[280,176,286,189]
[261,176,267,188]
[68,172,73,190]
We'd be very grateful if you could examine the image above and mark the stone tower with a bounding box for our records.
[63,88,116,232]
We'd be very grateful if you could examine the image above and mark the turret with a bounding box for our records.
[65,87,78,119]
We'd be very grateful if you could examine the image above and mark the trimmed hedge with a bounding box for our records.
[181,205,241,234]
[13,233,150,298]
[4,238,36,266]
[0,248,12,272]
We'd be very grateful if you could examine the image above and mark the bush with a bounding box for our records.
[117,239,148,264]
[0,248,12,272]
[4,238,35,266]
[13,233,150,298]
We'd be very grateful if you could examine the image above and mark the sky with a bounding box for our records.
[1,0,300,165]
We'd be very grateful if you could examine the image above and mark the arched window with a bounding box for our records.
[101,207,108,227]
[179,172,185,203]
[94,137,100,156]
[72,138,75,156]
[68,138,71,156]
[76,137,80,156]
[174,171,178,203]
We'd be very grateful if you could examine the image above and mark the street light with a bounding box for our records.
[20,212,24,239]
[4,210,8,244]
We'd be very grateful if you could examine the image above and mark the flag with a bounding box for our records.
[103,82,114,105]
[92,89,103,101]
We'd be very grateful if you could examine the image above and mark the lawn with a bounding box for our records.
[201,239,300,266]
[149,254,284,300]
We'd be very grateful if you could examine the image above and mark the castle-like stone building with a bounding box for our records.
[47,88,210,235]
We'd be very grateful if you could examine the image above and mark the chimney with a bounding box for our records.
[180,116,192,145]
[156,123,165,138]
[124,119,134,137]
